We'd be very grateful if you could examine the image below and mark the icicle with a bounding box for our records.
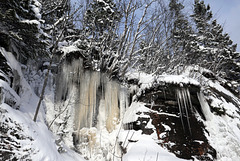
[187,89,194,112]
[75,71,101,134]
[150,100,154,109]
[182,89,192,135]
[97,99,106,130]
[163,89,166,100]
[186,88,193,135]
[176,89,185,133]
[176,88,193,135]
[119,87,128,120]
[105,79,120,132]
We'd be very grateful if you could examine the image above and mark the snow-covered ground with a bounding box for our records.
[121,132,187,161]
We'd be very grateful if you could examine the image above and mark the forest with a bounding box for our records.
[1,0,239,79]
[0,0,240,161]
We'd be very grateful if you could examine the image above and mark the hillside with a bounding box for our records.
[1,0,240,160]
[1,47,240,160]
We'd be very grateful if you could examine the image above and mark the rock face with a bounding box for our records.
[0,50,13,84]
[53,55,217,160]
[0,48,33,161]
[124,82,216,160]
[0,49,21,108]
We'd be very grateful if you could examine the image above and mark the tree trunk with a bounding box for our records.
[33,59,52,122]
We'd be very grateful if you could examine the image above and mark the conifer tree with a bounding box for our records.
[209,20,240,81]
[189,0,213,67]
[41,0,71,24]
[84,0,121,41]
[0,0,46,63]
[191,0,240,81]
[81,0,122,75]
[168,0,195,73]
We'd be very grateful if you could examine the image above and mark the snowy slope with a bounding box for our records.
[197,78,240,160]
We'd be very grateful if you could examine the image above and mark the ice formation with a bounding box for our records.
[54,58,129,160]
[176,88,193,135]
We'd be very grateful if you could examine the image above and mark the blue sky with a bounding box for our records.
[71,0,240,51]
[201,0,240,51]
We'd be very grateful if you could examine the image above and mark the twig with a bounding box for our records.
[48,94,73,129]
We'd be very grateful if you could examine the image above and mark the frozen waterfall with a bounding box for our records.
[54,58,129,160]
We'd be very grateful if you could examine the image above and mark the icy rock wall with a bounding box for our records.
[74,70,125,132]
[54,58,129,159]
[0,48,21,108]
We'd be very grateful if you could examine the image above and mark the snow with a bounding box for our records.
[20,19,41,34]
[181,66,240,160]
[120,100,190,161]
[1,103,85,161]
[123,102,150,124]
[126,71,154,84]
[120,131,187,161]
[125,67,240,161]
[208,80,238,101]
[198,92,240,161]
[31,0,42,19]
[21,20,40,25]
[0,71,11,83]
[126,71,200,90]
[162,123,171,131]
[0,79,20,105]
[157,75,199,86]
[123,137,184,161]
[60,45,81,56]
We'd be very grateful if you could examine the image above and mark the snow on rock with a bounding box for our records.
[61,45,80,54]
[156,75,199,86]
[126,71,155,85]
[2,43,240,161]
[0,79,20,106]
[125,67,240,161]
[123,102,150,124]
[126,71,200,90]
[59,45,82,59]
[1,102,85,161]
[181,66,240,160]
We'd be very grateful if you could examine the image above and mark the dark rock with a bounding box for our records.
[125,83,216,160]
[0,50,13,84]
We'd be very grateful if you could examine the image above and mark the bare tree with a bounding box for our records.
[107,0,175,77]
[33,4,81,122]
[108,0,158,77]
[33,19,67,122]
